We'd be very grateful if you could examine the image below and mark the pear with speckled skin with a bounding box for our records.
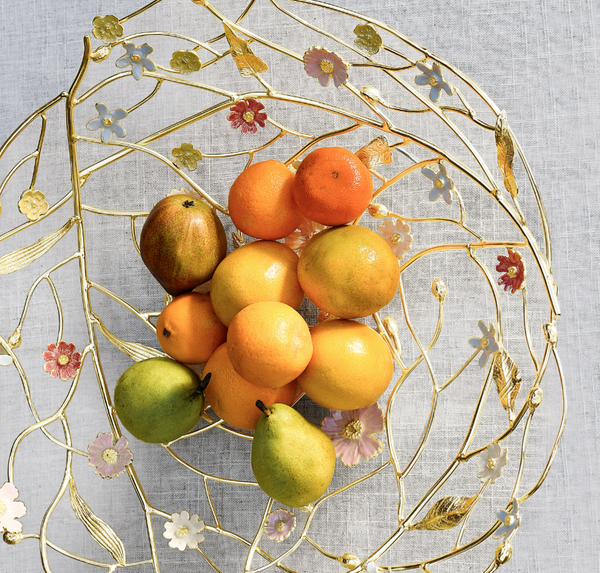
[114,357,209,443]
[251,402,336,507]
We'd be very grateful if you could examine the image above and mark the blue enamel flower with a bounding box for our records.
[87,103,127,143]
[116,42,156,80]
[494,498,521,541]
[468,320,500,368]
[415,61,452,102]
[422,162,454,205]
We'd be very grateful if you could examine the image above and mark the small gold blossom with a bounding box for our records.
[92,15,123,44]
[18,189,49,221]
[171,50,202,74]
[172,143,203,171]
[354,24,382,55]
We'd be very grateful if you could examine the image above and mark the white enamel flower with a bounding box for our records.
[163,510,205,551]
[285,217,327,255]
[468,320,500,368]
[87,103,127,143]
[476,442,508,483]
[116,42,156,80]
[422,162,455,205]
[378,218,412,259]
[494,498,521,541]
[0,483,26,534]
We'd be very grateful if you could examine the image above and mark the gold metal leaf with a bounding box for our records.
[69,477,126,565]
[356,136,393,169]
[223,23,268,77]
[95,316,166,362]
[492,349,521,421]
[410,495,477,530]
[0,217,76,275]
[495,111,518,198]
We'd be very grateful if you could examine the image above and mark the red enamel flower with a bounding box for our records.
[496,248,526,293]
[227,99,267,134]
[43,341,82,380]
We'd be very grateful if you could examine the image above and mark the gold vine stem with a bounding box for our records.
[521,286,540,371]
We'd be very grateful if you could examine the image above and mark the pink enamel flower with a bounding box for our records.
[303,47,348,88]
[321,403,384,467]
[227,99,267,134]
[378,218,413,260]
[264,508,296,542]
[285,217,327,255]
[88,433,133,478]
[496,248,526,293]
[43,341,82,380]
[0,483,26,534]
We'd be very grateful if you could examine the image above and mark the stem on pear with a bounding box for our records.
[255,400,270,417]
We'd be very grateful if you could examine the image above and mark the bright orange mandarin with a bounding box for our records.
[297,319,394,411]
[156,291,227,364]
[227,301,312,389]
[203,343,299,430]
[209,240,305,327]
[228,160,303,240]
[291,146,373,226]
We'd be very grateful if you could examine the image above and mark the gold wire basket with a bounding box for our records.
[0,1,565,572]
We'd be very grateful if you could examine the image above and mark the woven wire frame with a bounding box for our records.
[0,1,564,572]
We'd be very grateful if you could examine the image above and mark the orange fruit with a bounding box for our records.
[298,225,399,319]
[227,301,313,388]
[203,343,299,430]
[297,319,394,410]
[156,292,227,364]
[228,160,303,240]
[291,146,373,226]
[209,240,305,327]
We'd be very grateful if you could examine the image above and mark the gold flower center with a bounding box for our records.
[391,233,404,245]
[504,515,515,527]
[481,337,488,348]
[319,59,335,74]
[507,266,518,278]
[487,458,497,469]
[102,448,119,465]
[435,177,445,188]
[275,520,286,532]
[343,420,363,439]
[131,53,142,62]
[243,110,255,123]
[58,354,70,366]
[177,525,189,537]
[429,75,438,86]
[0,500,7,516]
[102,117,113,127]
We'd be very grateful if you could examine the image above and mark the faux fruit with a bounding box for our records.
[251,402,336,507]
[140,194,227,296]
[114,357,209,443]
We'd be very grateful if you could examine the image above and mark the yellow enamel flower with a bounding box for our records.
[18,189,49,221]
[92,15,124,44]
[354,24,382,55]
[171,50,202,74]
[172,143,203,171]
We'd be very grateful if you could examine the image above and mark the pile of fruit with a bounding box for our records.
[114,146,399,508]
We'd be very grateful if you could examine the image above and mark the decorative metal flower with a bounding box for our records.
[378,218,413,260]
[43,341,82,380]
[354,24,382,55]
[87,103,127,144]
[92,15,123,44]
[264,508,296,542]
[476,442,508,483]
[116,43,156,81]
[493,498,521,541]
[163,510,205,551]
[285,217,327,254]
[496,248,526,293]
[171,50,202,74]
[172,142,203,171]
[88,433,133,479]
[166,187,198,198]
[0,483,26,534]
[321,403,384,467]
[18,189,49,221]
[303,47,348,88]
[468,320,500,368]
[414,60,453,102]
[422,162,455,205]
[227,99,267,134]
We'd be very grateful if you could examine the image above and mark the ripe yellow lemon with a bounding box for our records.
[298,225,399,319]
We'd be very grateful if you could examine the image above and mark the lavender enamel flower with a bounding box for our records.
[303,47,348,88]
[378,218,412,260]
[116,43,156,80]
[87,103,127,143]
[414,61,452,102]
[468,320,500,368]
[264,508,296,542]
[88,433,133,478]
[422,162,455,205]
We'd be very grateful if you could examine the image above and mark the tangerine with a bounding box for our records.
[227,301,313,389]
[291,146,373,226]
[203,343,299,430]
[210,240,305,327]
[156,291,227,364]
[297,319,394,410]
[298,224,399,319]
[228,160,303,240]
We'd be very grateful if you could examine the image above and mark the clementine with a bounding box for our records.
[203,343,299,430]
[227,301,312,388]
[291,146,373,226]
[297,319,394,410]
[228,160,303,240]
[156,292,227,364]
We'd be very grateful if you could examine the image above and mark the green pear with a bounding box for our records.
[114,357,210,444]
[251,401,336,507]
